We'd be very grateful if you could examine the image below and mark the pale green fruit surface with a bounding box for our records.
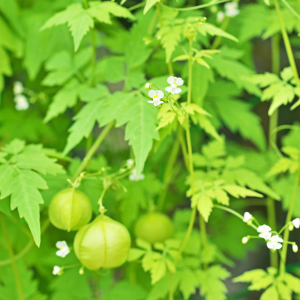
[74,215,131,270]
[134,212,174,244]
[49,188,92,231]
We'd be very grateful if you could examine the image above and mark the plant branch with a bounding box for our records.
[72,121,115,181]
[0,214,25,300]
[280,154,300,275]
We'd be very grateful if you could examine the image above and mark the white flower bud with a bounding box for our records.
[127,159,134,167]
[293,244,298,253]
[79,267,84,275]
[242,237,248,244]
[289,224,294,231]
[145,83,150,89]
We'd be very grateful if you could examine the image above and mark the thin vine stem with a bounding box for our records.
[157,137,180,211]
[0,214,25,300]
[280,152,300,275]
[267,33,281,269]
[160,0,229,11]
[274,0,300,88]
[72,121,115,181]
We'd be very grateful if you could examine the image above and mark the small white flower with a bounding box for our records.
[127,159,134,167]
[148,90,164,106]
[293,244,298,253]
[224,2,240,17]
[14,95,29,111]
[56,241,70,258]
[217,11,225,23]
[243,212,253,223]
[242,237,248,244]
[267,235,283,250]
[13,81,24,95]
[129,168,145,181]
[292,218,300,228]
[257,225,272,240]
[53,266,62,275]
[145,83,150,89]
[165,76,184,95]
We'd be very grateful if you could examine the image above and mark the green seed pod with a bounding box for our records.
[49,188,92,231]
[74,215,131,270]
[134,212,174,244]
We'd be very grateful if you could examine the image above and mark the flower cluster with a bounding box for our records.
[129,168,145,181]
[13,81,29,111]
[52,241,70,276]
[146,76,184,107]
[242,212,299,252]
[217,2,240,23]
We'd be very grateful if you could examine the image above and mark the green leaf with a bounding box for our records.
[267,158,297,177]
[0,262,46,300]
[222,185,263,199]
[192,193,213,222]
[44,79,83,122]
[198,23,238,42]
[157,24,182,62]
[125,12,153,69]
[144,0,160,14]
[41,3,93,51]
[63,100,105,155]
[15,145,65,175]
[197,265,230,300]
[261,285,279,300]
[151,259,166,284]
[0,168,47,246]
[178,269,199,300]
[2,139,25,154]
[283,273,300,293]
[209,50,262,96]
[277,282,292,300]
[88,1,135,24]
[128,248,146,261]
[209,82,266,151]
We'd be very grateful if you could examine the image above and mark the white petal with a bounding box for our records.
[174,88,182,94]
[176,77,184,86]
[170,88,178,95]
[56,241,67,249]
[157,90,164,99]
[167,76,175,85]
[165,87,172,93]
[148,101,154,103]
[243,212,252,222]
[267,242,275,250]
[257,225,271,233]
[148,90,156,98]
[292,218,300,228]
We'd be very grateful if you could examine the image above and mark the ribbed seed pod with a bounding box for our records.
[134,212,174,244]
[74,215,131,270]
[49,188,92,231]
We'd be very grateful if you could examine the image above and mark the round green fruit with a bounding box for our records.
[49,188,92,231]
[134,212,174,244]
[74,215,131,270]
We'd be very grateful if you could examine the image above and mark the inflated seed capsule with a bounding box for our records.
[49,188,92,231]
[74,215,131,270]
[134,212,174,244]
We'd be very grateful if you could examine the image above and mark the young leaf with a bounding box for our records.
[144,0,160,14]
[198,23,238,42]
[0,168,47,246]
[41,3,93,51]
[260,285,279,300]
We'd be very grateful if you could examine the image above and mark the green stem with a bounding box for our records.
[178,125,189,171]
[266,33,281,270]
[157,137,180,211]
[169,271,174,300]
[274,0,300,88]
[72,121,115,181]
[175,206,197,264]
[160,0,229,11]
[187,38,193,105]
[214,205,258,231]
[156,3,163,27]
[0,214,25,300]
[280,154,300,275]
[168,61,174,76]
